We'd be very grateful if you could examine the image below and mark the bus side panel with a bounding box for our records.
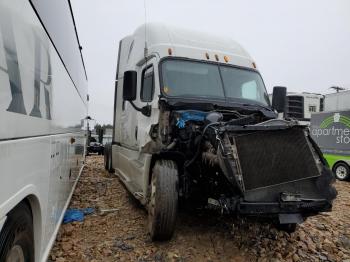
[0,0,87,261]
[0,137,51,260]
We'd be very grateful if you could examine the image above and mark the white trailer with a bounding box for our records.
[0,1,88,261]
[325,90,350,111]
[286,92,324,120]
[269,92,325,121]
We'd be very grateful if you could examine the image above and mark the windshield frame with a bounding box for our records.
[158,57,271,107]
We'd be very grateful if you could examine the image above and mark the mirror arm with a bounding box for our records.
[128,100,142,111]
[126,100,152,117]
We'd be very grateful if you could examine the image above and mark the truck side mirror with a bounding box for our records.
[122,70,152,117]
[272,86,287,113]
[123,71,137,101]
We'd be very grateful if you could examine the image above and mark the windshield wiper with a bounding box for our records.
[242,103,273,112]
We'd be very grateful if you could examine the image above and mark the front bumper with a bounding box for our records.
[238,199,332,215]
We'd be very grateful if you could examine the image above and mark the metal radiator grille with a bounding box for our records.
[234,127,320,191]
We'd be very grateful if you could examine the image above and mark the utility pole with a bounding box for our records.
[330,86,346,93]
[329,86,347,110]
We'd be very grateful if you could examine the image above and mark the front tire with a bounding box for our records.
[0,202,34,262]
[148,160,178,241]
[334,162,350,181]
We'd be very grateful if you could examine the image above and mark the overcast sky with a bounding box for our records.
[71,0,350,124]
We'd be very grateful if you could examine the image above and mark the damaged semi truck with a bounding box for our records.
[105,23,337,240]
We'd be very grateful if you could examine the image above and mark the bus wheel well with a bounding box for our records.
[17,195,42,261]
[1,199,36,262]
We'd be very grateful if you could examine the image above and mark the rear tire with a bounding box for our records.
[148,160,178,241]
[333,162,350,181]
[104,145,110,170]
[276,223,297,233]
[104,144,114,173]
[0,202,34,262]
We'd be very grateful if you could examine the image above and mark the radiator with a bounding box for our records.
[234,127,321,191]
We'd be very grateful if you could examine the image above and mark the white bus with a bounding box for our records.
[0,0,88,261]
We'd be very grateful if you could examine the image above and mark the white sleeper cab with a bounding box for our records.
[105,23,337,241]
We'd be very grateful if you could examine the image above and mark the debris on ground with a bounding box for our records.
[50,155,350,262]
[63,208,95,224]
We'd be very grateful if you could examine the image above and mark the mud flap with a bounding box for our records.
[278,213,303,224]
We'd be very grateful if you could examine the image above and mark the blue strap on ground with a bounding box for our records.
[63,208,94,224]
[176,111,207,129]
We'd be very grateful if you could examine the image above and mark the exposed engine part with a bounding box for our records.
[224,113,258,126]
[166,139,177,150]
[202,141,218,166]
[160,110,170,144]
[207,197,239,214]
[217,132,244,195]
[149,124,159,140]
[153,108,336,219]
[206,112,223,123]
[141,139,164,154]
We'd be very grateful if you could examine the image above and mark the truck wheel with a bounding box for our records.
[276,223,297,233]
[105,144,114,173]
[0,202,34,262]
[334,162,350,181]
[107,149,113,173]
[104,145,110,170]
[148,160,178,241]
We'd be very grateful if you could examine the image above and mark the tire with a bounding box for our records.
[148,160,178,241]
[104,144,114,173]
[104,145,110,170]
[107,148,113,173]
[0,202,34,262]
[333,162,350,181]
[276,223,297,233]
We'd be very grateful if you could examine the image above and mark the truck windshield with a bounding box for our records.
[161,59,270,106]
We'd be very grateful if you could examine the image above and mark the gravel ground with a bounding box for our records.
[50,155,350,262]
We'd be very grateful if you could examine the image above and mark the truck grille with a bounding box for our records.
[234,127,320,191]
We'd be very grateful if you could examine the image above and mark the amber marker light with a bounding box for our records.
[252,62,257,68]
[168,48,172,55]
[224,55,229,63]
[215,54,219,61]
[205,53,210,59]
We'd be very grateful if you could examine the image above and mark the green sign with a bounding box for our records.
[311,111,350,168]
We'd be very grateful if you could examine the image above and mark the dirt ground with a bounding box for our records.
[50,155,350,262]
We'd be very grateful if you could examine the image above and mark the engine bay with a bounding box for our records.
[144,101,337,220]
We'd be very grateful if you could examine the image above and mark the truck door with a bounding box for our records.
[117,57,159,190]
[120,57,159,149]
[136,58,159,149]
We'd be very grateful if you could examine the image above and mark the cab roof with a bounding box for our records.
[121,23,257,71]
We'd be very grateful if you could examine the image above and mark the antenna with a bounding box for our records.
[143,0,148,58]
[329,86,347,93]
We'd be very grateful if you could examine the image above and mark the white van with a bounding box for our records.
[105,23,337,240]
